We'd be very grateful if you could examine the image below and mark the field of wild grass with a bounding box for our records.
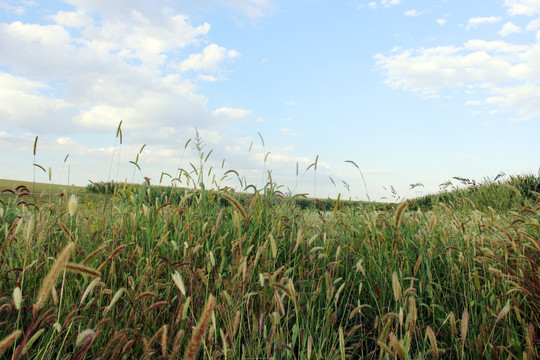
[1,172,539,359]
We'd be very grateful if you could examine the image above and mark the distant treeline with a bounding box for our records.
[85,181,392,211]
[408,173,540,212]
[86,173,539,213]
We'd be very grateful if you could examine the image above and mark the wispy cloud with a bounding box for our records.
[280,127,300,136]
[466,16,501,30]
[404,9,421,17]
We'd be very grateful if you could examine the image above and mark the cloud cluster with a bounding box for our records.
[466,16,501,30]
[0,1,250,137]
[0,0,332,195]
[362,0,400,10]
[375,1,540,121]
[504,0,540,16]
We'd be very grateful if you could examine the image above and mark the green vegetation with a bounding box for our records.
[1,171,538,359]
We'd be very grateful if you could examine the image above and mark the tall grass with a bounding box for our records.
[0,137,538,359]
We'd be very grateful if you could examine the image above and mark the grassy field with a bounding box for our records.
[0,175,539,359]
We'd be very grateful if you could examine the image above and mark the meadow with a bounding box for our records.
[0,164,539,358]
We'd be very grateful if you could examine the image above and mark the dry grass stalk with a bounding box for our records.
[135,292,156,301]
[425,326,439,357]
[461,307,469,355]
[80,277,101,305]
[21,328,44,356]
[183,295,216,360]
[394,200,409,227]
[103,287,125,316]
[0,330,22,357]
[408,297,417,333]
[449,312,457,337]
[143,301,168,316]
[80,244,110,265]
[65,263,101,277]
[221,193,247,220]
[233,310,241,337]
[495,304,511,324]
[338,326,345,360]
[34,242,75,314]
[172,271,186,296]
[97,244,128,272]
[428,214,437,233]
[76,329,96,347]
[169,330,185,360]
[392,272,402,302]
[389,333,406,359]
[307,335,313,360]
[215,208,224,231]
[161,325,168,355]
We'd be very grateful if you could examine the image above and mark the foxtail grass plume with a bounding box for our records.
[184,295,216,360]
[25,216,34,242]
[68,194,78,216]
[34,242,75,314]
[392,272,402,302]
[13,287,22,310]
[394,200,409,227]
[172,271,186,296]
[76,329,96,347]
[0,330,23,357]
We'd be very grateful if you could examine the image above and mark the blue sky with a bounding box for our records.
[1,0,539,201]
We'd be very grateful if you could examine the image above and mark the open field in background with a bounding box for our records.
[0,172,539,359]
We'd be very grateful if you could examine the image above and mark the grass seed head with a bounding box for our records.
[461,308,469,343]
[392,272,402,302]
[76,329,96,347]
[34,242,75,313]
[184,295,216,360]
[172,271,186,296]
[13,287,22,310]
[68,194,78,216]
[394,200,409,227]
[0,330,23,357]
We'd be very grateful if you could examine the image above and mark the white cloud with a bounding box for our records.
[0,0,255,169]
[404,10,421,17]
[57,137,74,145]
[50,10,94,28]
[367,2,377,9]
[280,127,300,136]
[198,0,275,18]
[177,44,240,73]
[486,84,540,121]
[381,0,400,7]
[212,107,251,120]
[466,16,501,30]
[526,18,540,30]
[0,0,35,14]
[437,18,447,26]
[499,22,522,36]
[198,74,218,82]
[375,34,540,120]
[504,0,540,16]
[0,72,74,132]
